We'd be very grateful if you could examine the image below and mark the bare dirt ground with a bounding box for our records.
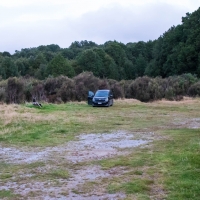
[0,131,154,200]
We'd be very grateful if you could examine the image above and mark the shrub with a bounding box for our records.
[188,81,200,97]
[164,87,175,100]
[120,80,132,98]
[108,79,124,99]
[0,87,6,102]
[165,74,198,97]
[129,76,152,102]
[0,80,7,103]
[98,79,110,90]
[73,72,101,101]
[6,77,24,103]
[58,78,76,102]
[148,77,165,100]
[44,76,71,103]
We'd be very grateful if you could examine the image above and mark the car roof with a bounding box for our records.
[96,89,110,91]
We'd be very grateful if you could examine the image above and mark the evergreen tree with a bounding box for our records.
[47,54,75,77]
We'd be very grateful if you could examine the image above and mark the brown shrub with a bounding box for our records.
[188,81,200,97]
[6,77,24,103]
[73,72,101,101]
[58,78,76,102]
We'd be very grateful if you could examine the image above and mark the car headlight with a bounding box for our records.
[105,97,108,102]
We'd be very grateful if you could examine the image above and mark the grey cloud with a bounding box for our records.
[67,2,188,44]
[0,2,194,53]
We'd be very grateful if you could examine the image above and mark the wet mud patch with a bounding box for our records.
[0,131,154,199]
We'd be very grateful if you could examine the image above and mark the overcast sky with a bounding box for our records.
[0,0,199,54]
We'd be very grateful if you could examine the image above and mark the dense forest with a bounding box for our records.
[0,7,200,103]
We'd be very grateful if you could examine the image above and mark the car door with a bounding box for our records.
[109,91,113,106]
[88,91,94,105]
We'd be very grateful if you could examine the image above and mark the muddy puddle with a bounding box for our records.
[0,131,154,199]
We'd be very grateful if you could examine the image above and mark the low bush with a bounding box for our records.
[0,73,199,103]
[6,77,24,103]
[188,81,200,97]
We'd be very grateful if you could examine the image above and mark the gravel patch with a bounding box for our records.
[0,131,154,199]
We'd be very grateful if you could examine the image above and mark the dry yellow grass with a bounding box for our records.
[0,103,96,128]
[0,104,57,125]
[154,96,199,104]
[114,98,141,104]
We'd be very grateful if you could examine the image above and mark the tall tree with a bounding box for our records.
[104,41,128,80]
[0,57,18,79]
[47,54,75,77]
[76,49,102,77]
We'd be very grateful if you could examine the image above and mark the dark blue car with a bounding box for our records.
[88,90,113,107]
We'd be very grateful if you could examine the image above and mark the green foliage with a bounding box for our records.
[77,49,102,77]
[47,54,75,77]
[135,54,147,77]
[15,58,30,76]
[104,41,128,80]
[93,48,119,80]
[0,57,18,79]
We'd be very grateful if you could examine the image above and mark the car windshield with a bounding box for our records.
[95,90,109,97]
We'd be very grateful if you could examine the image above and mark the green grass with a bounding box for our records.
[1,100,197,146]
[0,190,16,199]
[160,129,200,200]
[45,169,70,179]
[0,99,200,199]
[108,178,152,194]
[97,128,200,199]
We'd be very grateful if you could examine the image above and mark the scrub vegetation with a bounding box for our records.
[0,98,200,199]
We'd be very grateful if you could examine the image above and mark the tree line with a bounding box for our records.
[0,7,200,81]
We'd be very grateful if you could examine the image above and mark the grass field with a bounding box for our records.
[0,98,200,199]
